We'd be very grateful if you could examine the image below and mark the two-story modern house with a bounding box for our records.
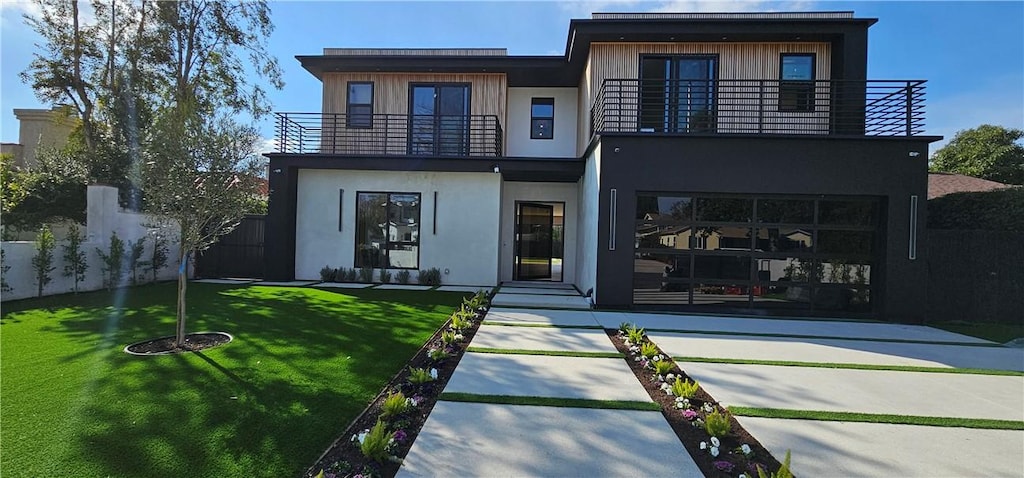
[265,11,939,322]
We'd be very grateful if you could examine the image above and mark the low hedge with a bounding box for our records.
[928,188,1024,231]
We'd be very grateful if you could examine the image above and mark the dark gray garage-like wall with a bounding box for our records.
[593,134,935,323]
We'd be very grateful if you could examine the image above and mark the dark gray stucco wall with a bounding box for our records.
[593,134,934,322]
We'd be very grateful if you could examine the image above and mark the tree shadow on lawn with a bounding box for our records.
[2,283,463,477]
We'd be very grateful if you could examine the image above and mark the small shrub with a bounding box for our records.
[671,377,699,398]
[757,450,794,478]
[320,265,335,282]
[127,237,146,285]
[428,348,449,362]
[379,268,392,284]
[451,308,472,330]
[359,420,393,462]
[358,267,374,283]
[407,367,435,384]
[333,267,348,282]
[704,409,732,438]
[441,330,457,345]
[639,341,659,359]
[96,231,125,290]
[395,270,411,284]
[652,359,675,376]
[31,226,56,297]
[148,233,169,283]
[418,267,442,286]
[345,268,357,282]
[619,322,634,333]
[61,223,88,293]
[379,391,410,420]
[0,249,10,293]
[627,326,646,345]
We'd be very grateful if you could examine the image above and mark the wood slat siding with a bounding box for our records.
[321,73,507,155]
[584,42,833,136]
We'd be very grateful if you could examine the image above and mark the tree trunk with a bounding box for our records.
[175,251,188,347]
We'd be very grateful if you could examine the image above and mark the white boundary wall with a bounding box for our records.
[1,185,181,301]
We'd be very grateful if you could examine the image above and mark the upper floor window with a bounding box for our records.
[779,54,815,112]
[347,82,374,128]
[531,97,554,139]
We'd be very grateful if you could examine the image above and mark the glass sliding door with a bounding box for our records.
[515,203,554,280]
[639,56,717,133]
[409,84,469,155]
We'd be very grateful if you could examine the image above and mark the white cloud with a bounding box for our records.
[926,74,1024,154]
[258,136,278,153]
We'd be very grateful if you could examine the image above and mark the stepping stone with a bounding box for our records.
[491,293,591,310]
[315,282,372,289]
[681,362,1024,421]
[251,280,319,287]
[738,417,1024,478]
[374,284,434,291]
[485,308,600,327]
[191,278,255,284]
[397,401,702,478]
[436,285,492,293]
[444,353,650,402]
[471,325,617,353]
[497,287,581,296]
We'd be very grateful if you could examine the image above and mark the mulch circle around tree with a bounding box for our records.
[124,332,233,355]
[305,304,487,478]
[607,330,786,478]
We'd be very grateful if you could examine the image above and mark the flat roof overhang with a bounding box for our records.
[265,154,585,182]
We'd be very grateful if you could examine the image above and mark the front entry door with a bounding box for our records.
[515,203,554,280]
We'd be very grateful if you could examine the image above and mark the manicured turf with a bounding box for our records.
[0,283,464,477]
[729,407,1024,430]
[466,347,624,358]
[438,392,661,411]
[928,322,1024,344]
[673,356,1024,376]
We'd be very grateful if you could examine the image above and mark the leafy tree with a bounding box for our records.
[31,226,57,297]
[140,113,264,346]
[2,146,89,230]
[96,231,125,290]
[0,154,27,226]
[930,125,1024,185]
[149,232,170,283]
[62,223,89,293]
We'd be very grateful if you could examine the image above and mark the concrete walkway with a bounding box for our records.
[490,283,592,310]
[397,308,701,477]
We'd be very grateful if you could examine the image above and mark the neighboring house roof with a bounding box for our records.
[254,177,269,197]
[927,172,1012,199]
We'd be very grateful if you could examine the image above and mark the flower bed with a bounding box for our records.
[305,290,491,478]
[608,324,793,478]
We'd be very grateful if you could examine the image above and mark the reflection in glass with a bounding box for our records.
[818,200,878,226]
[634,253,690,290]
[636,195,692,222]
[757,199,814,224]
[818,230,873,255]
[356,192,420,269]
[819,259,871,285]
[692,283,750,306]
[696,197,753,222]
[756,227,813,252]
[755,257,816,283]
[356,193,388,268]
[693,255,750,280]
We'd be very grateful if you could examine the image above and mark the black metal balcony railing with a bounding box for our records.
[274,113,503,157]
[591,79,927,137]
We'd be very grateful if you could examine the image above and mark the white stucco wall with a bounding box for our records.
[575,144,601,300]
[2,185,181,301]
[499,181,580,285]
[295,170,501,286]
[506,87,578,158]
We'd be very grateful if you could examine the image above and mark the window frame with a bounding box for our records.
[346,81,374,129]
[354,191,421,270]
[530,97,555,140]
[778,53,816,113]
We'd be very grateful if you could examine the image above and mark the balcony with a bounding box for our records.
[273,113,503,157]
[591,79,927,137]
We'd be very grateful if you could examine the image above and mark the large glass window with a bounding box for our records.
[356,192,420,269]
[779,54,815,112]
[634,193,881,315]
[347,82,373,128]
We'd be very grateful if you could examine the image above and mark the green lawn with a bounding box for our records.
[0,283,464,477]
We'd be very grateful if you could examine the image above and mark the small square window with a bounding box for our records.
[531,97,554,139]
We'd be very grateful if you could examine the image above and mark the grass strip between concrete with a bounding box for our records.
[645,328,1004,347]
[438,392,662,411]
[481,321,604,330]
[730,407,1024,430]
[467,347,624,358]
[673,356,1024,376]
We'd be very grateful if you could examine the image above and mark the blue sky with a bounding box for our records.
[2,0,1022,152]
